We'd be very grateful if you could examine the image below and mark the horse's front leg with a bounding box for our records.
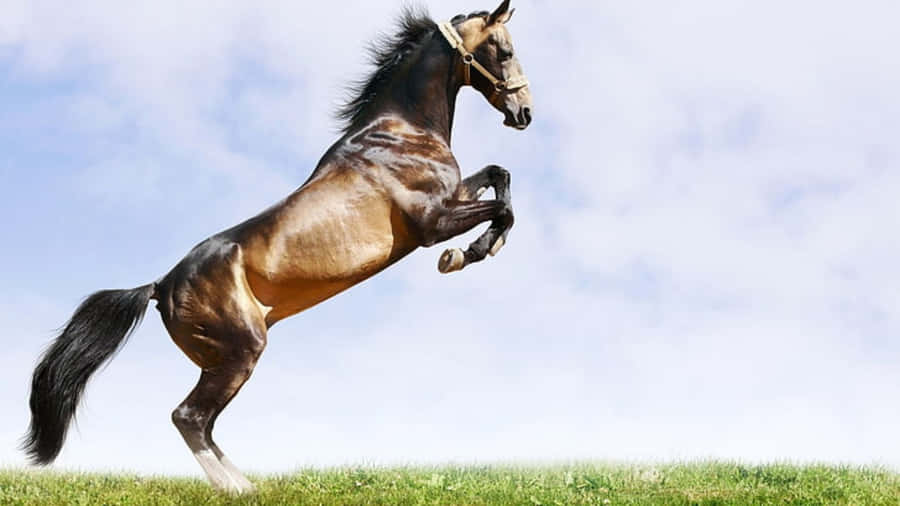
[438,165,514,274]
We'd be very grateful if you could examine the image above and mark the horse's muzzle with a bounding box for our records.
[504,106,532,130]
[518,106,532,128]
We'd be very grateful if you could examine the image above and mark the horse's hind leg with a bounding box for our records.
[171,329,265,494]
[204,386,255,490]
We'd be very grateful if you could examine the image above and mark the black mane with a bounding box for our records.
[336,7,490,134]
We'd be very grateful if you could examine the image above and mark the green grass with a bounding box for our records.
[2,463,898,505]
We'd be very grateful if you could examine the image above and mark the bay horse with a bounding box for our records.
[23,0,531,494]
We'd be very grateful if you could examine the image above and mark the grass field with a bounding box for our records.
[1,463,898,505]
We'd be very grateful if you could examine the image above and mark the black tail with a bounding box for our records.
[22,284,155,465]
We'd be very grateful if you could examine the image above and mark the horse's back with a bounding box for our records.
[153,113,463,334]
[155,163,419,332]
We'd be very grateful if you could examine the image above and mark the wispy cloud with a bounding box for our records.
[1,0,898,473]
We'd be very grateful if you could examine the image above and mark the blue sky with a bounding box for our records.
[2,0,899,475]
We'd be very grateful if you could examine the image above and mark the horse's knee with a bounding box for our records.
[172,405,206,435]
[487,165,510,184]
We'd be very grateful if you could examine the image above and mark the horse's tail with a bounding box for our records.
[22,283,155,465]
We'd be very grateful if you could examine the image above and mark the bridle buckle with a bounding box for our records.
[438,21,529,96]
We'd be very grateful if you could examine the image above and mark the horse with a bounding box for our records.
[23,0,531,494]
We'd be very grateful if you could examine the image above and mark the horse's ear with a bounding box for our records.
[488,0,514,25]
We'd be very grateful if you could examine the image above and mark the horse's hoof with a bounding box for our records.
[489,236,505,256]
[438,248,465,273]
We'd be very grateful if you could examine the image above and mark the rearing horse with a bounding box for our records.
[23,0,531,494]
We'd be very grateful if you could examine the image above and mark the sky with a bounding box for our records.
[1,0,899,475]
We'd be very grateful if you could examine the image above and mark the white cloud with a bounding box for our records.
[1,0,898,476]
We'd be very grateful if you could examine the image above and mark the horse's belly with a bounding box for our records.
[251,242,411,325]
[242,186,418,325]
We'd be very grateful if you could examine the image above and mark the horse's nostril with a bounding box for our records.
[523,107,532,125]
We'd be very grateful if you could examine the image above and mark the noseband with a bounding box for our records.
[438,21,529,103]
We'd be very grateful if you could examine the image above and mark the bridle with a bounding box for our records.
[438,21,529,103]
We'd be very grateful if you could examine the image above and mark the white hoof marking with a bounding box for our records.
[219,454,256,494]
[438,248,465,273]
[489,236,505,256]
[194,449,244,494]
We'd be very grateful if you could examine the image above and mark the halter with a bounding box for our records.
[438,21,529,103]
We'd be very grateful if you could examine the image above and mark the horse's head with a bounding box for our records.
[442,0,533,130]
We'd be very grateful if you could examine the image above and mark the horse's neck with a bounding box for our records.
[385,39,460,144]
